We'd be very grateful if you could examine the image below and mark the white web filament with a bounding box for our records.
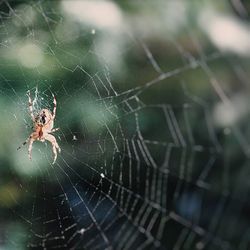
[0,1,250,250]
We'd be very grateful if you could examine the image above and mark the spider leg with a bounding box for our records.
[18,132,38,161]
[17,135,31,150]
[28,132,38,160]
[52,93,57,119]
[28,138,35,160]
[44,134,61,164]
[27,90,35,122]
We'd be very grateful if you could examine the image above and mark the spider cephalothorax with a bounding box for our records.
[17,91,61,164]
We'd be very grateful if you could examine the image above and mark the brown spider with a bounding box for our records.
[17,90,61,164]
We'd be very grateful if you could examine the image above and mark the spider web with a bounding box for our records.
[0,1,250,250]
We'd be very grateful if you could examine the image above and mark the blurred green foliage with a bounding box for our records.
[0,1,250,249]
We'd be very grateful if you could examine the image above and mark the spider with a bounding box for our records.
[17,90,61,164]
